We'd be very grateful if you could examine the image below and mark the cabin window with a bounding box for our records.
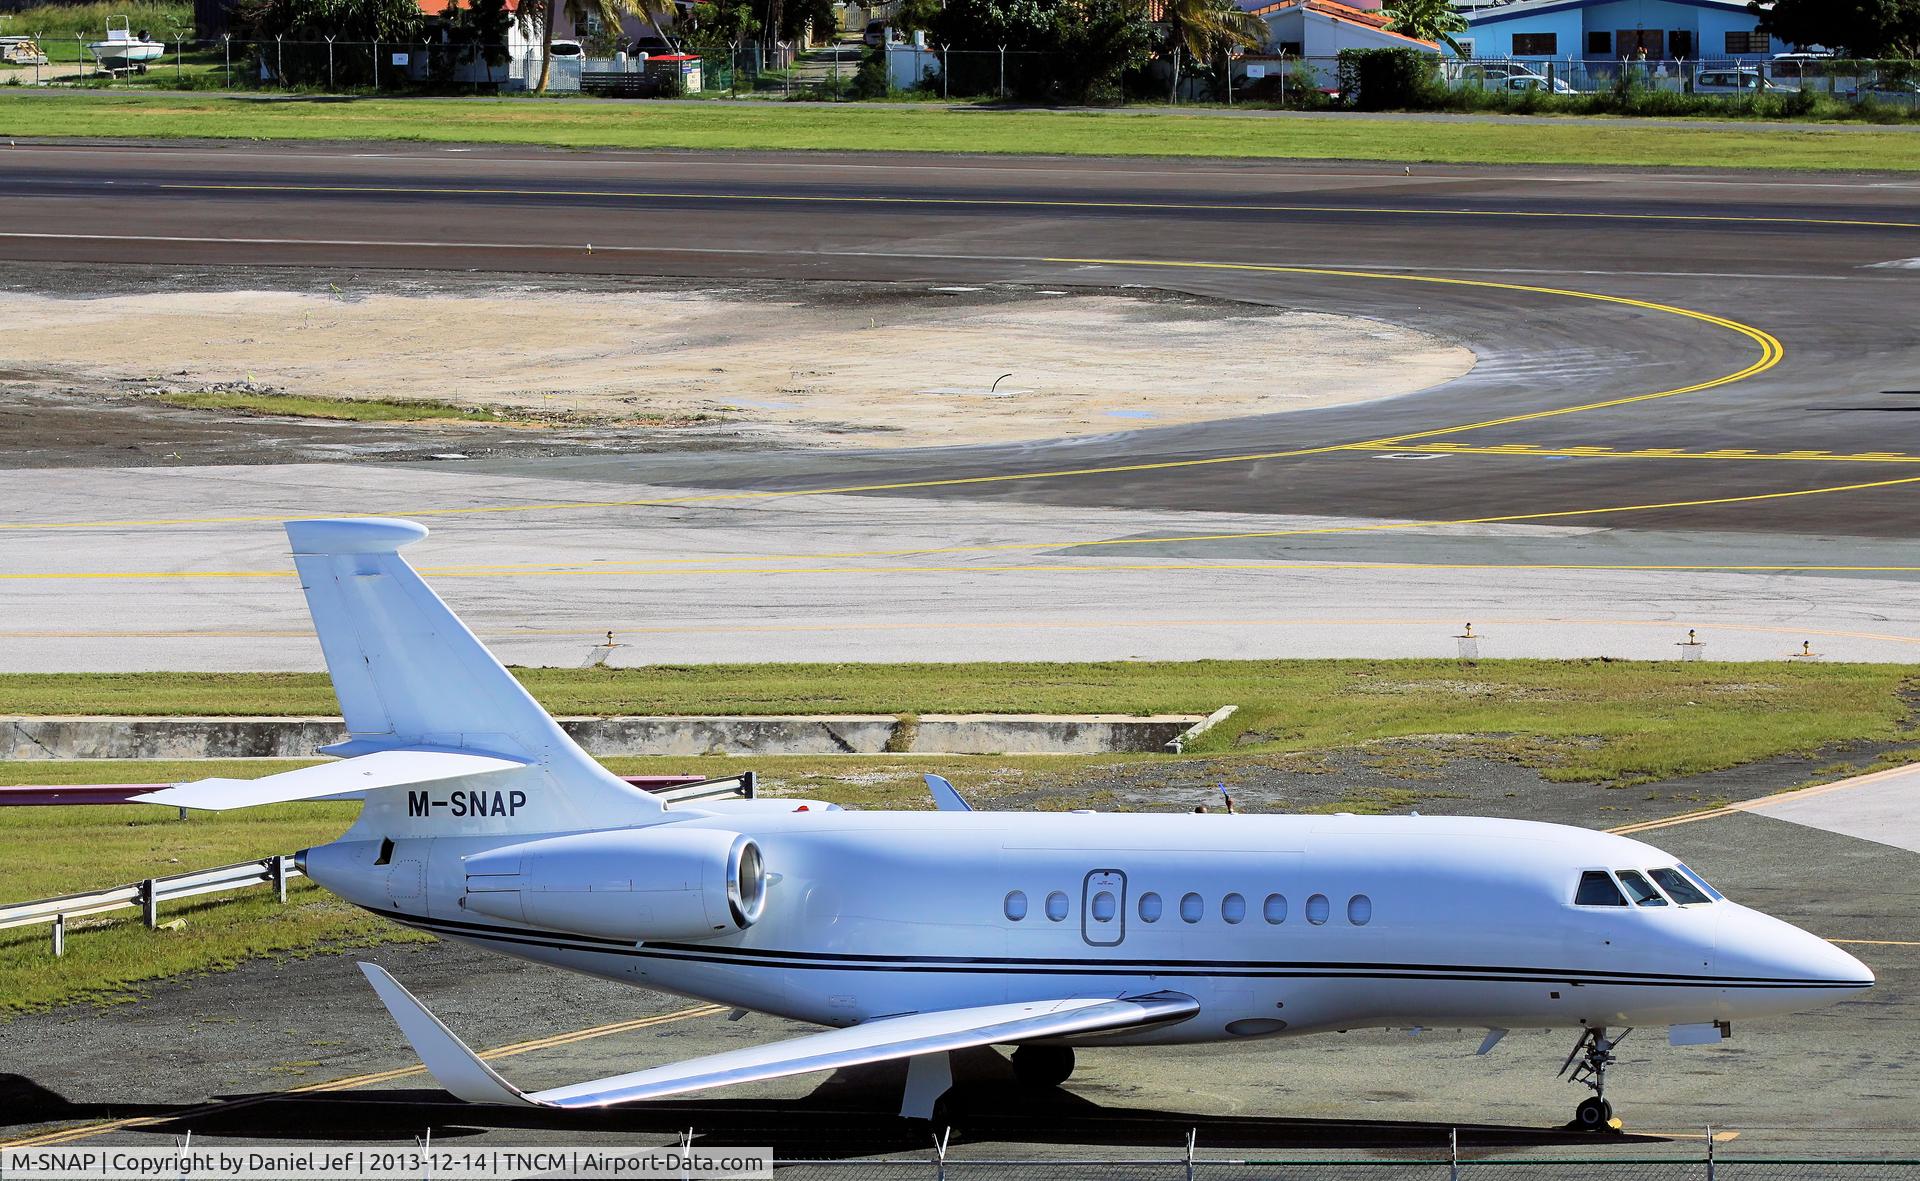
[1615,870,1669,907]
[1045,890,1070,921]
[1222,893,1247,924]
[1139,891,1164,923]
[1348,894,1372,926]
[1091,890,1118,922]
[1677,863,1724,901]
[1263,893,1288,924]
[1575,870,1627,906]
[1179,892,1204,924]
[1004,890,1028,921]
[1650,867,1712,906]
[1305,893,1330,925]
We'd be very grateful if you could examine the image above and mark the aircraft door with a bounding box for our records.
[1082,869,1127,947]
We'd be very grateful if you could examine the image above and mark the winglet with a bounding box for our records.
[358,962,542,1107]
[924,774,972,812]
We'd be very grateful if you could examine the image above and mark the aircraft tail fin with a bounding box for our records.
[286,519,660,833]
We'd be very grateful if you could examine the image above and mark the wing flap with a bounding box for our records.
[359,962,1196,1110]
[131,749,528,811]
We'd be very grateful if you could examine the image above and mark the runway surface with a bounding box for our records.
[2,141,1919,665]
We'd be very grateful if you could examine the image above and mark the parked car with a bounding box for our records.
[1857,79,1920,105]
[548,39,584,58]
[1452,62,1534,85]
[1503,73,1576,94]
[862,20,904,47]
[625,35,680,56]
[1691,67,1781,94]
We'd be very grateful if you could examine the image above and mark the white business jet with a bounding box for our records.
[136,519,1874,1133]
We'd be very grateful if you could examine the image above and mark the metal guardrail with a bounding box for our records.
[0,772,755,957]
[0,855,299,957]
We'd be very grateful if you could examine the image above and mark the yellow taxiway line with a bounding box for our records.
[1351,443,1920,464]
[7,472,1917,583]
[0,262,1784,532]
[1609,762,1920,837]
[0,1002,727,1149]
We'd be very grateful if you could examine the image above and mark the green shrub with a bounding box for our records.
[1335,47,1436,111]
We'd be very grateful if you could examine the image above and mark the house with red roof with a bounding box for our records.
[1239,0,1438,56]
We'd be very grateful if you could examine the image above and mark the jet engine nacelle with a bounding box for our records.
[460,826,767,943]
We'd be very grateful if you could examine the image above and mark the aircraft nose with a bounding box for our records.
[1721,904,1875,995]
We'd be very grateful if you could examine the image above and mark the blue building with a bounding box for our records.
[1459,0,1790,63]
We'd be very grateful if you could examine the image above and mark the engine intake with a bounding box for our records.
[461,826,766,942]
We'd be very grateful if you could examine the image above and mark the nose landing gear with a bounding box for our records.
[1559,1026,1630,1132]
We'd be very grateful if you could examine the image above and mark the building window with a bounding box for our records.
[1045,890,1069,921]
[1725,30,1769,54]
[1222,893,1247,924]
[1305,893,1330,925]
[1263,893,1288,924]
[1669,30,1693,58]
[1179,892,1204,924]
[1511,32,1557,56]
[1586,31,1611,55]
[1139,892,1163,923]
[1347,895,1373,926]
[1004,890,1028,921]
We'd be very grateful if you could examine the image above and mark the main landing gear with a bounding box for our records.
[1560,1027,1630,1132]
[1011,1044,1076,1088]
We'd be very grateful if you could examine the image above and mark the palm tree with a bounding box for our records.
[1382,0,1467,54]
[521,0,674,92]
[1159,0,1267,103]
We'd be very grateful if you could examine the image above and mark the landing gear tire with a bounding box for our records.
[1010,1044,1075,1088]
[1574,1097,1615,1132]
[1561,1027,1629,1132]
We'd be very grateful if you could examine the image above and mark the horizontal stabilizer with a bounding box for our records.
[132,749,528,812]
[360,962,1197,1110]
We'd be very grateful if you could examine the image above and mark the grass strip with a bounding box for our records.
[157,390,509,422]
[4,659,1914,786]
[1,93,1916,170]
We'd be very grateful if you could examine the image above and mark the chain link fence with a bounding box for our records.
[2,33,1914,112]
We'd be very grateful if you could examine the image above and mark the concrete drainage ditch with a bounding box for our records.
[2,709,1239,761]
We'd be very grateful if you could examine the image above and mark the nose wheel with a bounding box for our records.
[1559,1027,1630,1132]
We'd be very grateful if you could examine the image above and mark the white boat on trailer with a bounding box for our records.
[87,16,165,70]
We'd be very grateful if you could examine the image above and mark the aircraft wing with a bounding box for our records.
[924,773,972,812]
[130,749,528,811]
[360,962,1197,1109]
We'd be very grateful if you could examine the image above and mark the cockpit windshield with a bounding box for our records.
[1615,869,1668,906]
[1676,863,1724,901]
[1574,870,1627,906]
[1650,866,1712,906]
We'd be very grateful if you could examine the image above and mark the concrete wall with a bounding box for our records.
[1,714,1201,761]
